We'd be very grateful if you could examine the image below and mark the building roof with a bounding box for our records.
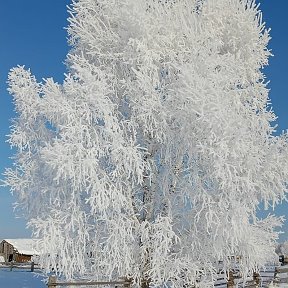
[2,239,39,255]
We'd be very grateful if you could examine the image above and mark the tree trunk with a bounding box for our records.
[227,271,234,288]
[141,278,150,288]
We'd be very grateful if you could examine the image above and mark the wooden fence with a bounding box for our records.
[273,266,288,286]
[48,276,131,288]
[0,262,282,288]
[48,268,287,288]
[48,267,288,288]
[214,265,288,287]
[215,270,261,288]
[0,261,37,272]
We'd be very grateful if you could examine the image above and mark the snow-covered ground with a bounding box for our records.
[0,265,287,288]
[0,268,45,288]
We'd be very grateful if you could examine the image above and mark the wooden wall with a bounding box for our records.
[0,241,14,262]
[15,254,32,263]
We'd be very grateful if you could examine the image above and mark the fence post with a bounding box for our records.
[253,271,260,286]
[48,275,57,288]
[227,271,234,288]
[31,261,35,272]
[123,277,131,288]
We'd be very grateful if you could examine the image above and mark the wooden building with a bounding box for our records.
[0,239,39,263]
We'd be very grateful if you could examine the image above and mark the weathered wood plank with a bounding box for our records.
[47,276,132,287]
[275,267,288,273]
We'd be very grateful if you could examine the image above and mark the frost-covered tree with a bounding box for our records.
[5,0,288,287]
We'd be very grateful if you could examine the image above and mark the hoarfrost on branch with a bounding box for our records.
[5,0,288,287]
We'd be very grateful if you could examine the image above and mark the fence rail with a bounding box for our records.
[0,261,37,272]
[48,276,131,288]
[213,264,288,288]
[42,264,288,288]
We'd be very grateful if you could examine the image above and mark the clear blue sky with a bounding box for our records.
[0,1,287,242]
[0,0,70,238]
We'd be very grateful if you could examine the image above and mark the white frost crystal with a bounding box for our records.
[5,0,288,287]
